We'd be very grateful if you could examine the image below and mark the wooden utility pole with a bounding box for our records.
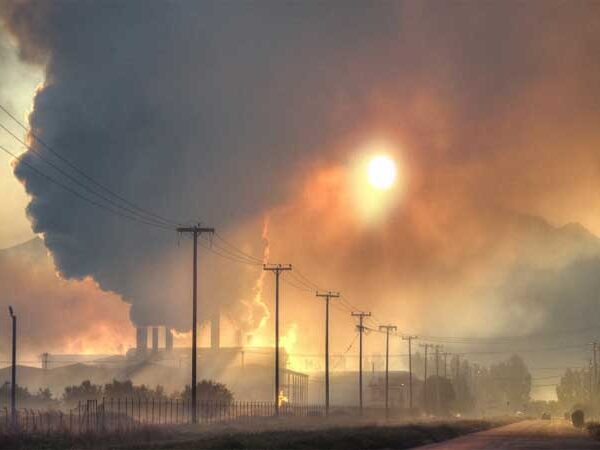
[379,325,397,418]
[590,358,595,402]
[317,291,340,415]
[455,354,462,404]
[419,343,432,411]
[435,345,441,413]
[591,342,598,403]
[176,225,214,424]
[402,336,417,411]
[264,264,292,416]
[443,352,450,379]
[352,311,371,414]
[8,306,16,428]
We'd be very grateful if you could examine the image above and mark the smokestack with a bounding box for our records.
[136,327,148,354]
[152,326,159,352]
[165,327,173,352]
[211,311,220,350]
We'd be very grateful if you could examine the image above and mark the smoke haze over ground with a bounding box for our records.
[1,1,600,396]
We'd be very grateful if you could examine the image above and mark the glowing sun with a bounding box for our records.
[367,155,397,190]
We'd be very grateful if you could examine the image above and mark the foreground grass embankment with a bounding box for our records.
[587,422,600,440]
[0,418,514,450]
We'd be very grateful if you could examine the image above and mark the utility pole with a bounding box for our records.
[443,352,450,379]
[264,264,292,416]
[402,336,417,411]
[352,311,371,414]
[455,354,462,405]
[591,342,598,403]
[596,344,599,404]
[379,325,397,419]
[8,306,16,428]
[176,225,214,424]
[435,345,441,414]
[419,344,432,412]
[317,291,339,415]
[590,359,595,402]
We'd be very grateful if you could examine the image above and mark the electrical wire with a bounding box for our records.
[293,268,321,290]
[280,274,313,293]
[213,232,263,264]
[197,239,261,267]
[0,105,181,227]
[0,143,172,230]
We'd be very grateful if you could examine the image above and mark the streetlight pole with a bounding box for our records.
[8,306,16,428]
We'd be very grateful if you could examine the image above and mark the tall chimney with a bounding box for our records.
[136,327,148,354]
[211,311,220,350]
[152,326,159,352]
[165,327,173,352]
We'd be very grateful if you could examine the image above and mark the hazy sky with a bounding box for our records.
[0,24,41,247]
[1,1,600,401]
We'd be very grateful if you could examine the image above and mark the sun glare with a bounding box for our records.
[367,155,397,190]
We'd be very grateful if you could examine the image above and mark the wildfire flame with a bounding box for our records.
[278,390,289,406]
[252,216,271,330]
[281,322,302,371]
[238,216,271,346]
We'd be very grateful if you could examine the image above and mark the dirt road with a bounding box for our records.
[413,419,599,449]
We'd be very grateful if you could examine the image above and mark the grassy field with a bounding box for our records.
[587,422,600,440]
[0,418,514,450]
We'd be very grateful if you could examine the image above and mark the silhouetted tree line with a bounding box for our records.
[416,354,532,416]
[2,379,233,409]
[555,367,596,416]
[0,382,58,409]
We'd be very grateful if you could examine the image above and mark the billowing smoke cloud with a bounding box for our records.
[2,0,600,360]
[0,238,133,362]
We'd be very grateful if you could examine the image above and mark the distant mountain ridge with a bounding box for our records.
[0,237,48,262]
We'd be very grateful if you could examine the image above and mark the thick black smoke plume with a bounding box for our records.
[2,0,600,353]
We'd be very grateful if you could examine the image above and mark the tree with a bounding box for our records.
[557,368,590,409]
[180,380,233,403]
[0,383,57,409]
[103,379,166,399]
[62,380,102,406]
[423,375,455,415]
[489,355,531,411]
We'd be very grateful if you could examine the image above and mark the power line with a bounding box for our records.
[197,235,261,266]
[0,122,177,228]
[0,143,172,230]
[281,273,313,293]
[418,325,600,344]
[0,104,180,227]
[287,272,318,291]
[213,232,263,264]
[294,268,321,290]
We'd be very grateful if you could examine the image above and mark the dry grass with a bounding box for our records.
[0,418,515,450]
[587,422,600,440]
